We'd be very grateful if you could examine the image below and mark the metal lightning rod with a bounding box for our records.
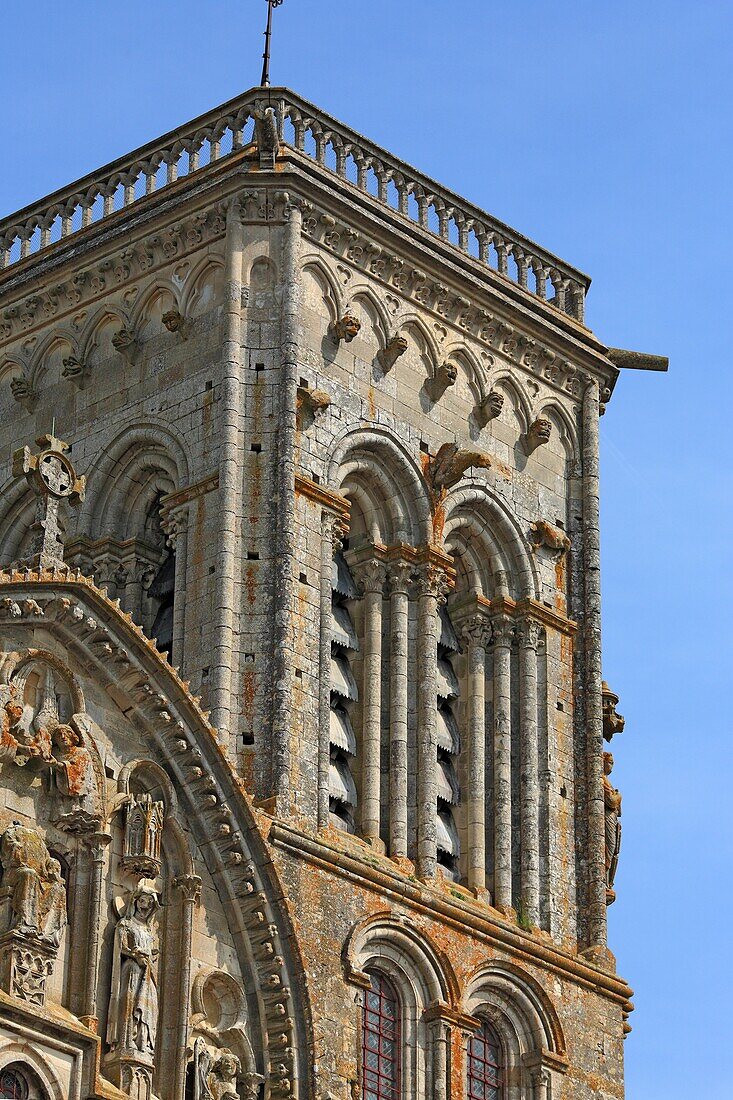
[260,0,284,88]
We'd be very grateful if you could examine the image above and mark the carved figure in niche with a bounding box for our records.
[329,313,361,344]
[107,883,160,1058]
[0,821,67,945]
[194,1038,245,1100]
[603,752,622,901]
[122,793,165,878]
[47,723,101,829]
[0,693,25,761]
[427,442,492,494]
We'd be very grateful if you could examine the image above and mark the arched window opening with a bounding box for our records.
[467,1021,504,1100]
[436,605,460,879]
[362,972,401,1100]
[329,549,359,831]
[143,494,175,656]
[0,1071,27,1100]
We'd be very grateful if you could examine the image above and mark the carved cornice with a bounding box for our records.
[294,473,350,523]
[0,204,227,349]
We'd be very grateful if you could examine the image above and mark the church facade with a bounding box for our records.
[0,86,662,1100]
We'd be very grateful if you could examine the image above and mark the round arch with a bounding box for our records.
[443,484,538,600]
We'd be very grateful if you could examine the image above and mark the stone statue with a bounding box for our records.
[106,884,161,1058]
[0,821,67,944]
[193,1038,243,1100]
[0,694,24,761]
[47,723,101,828]
[603,752,622,899]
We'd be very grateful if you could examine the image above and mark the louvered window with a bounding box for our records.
[362,972,401,1100]
[329,550,359,831]
[436,605,460,878]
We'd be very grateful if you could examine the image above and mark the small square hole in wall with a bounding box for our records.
[247,551,260,561]
[242,731,255,747]
[244,653,255,663]
[105,765,115,779]
[556,701,564,711]
[255,362,265,372]
[299,377,309,387]
[560,784,567,799]
[556,519,565,529]
[299,572,308,584]
[209,566,216,575]
[420,440,430,454]
[295,668,303,679]
[251,443,262,453]
[312,473,320,484]
[202,667,211,681]
[205,379,213,391]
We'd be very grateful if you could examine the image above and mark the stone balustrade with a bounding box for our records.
[0,88,588,321]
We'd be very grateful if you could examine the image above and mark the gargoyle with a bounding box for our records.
[424,362,457,403]
[523,417,552,455]
[112,327,139,363]
[329,313,361,345]
[602,682,625,742]
[61,356,86,386]
[296,384,331,427]
[162,309,188,339]
[474,390,504,428]
[427,442,492,493]
[530,520,571,555]
[10,373,37,411]
[377,334,408,373]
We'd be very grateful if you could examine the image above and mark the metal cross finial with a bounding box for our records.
[11,434,85,571]
[260,0,284,88]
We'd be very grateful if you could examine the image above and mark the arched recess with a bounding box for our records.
[345,914,457,1100]
[78,304,130,367]
[301,256,342,326]
[348,285,390,347]
[488,374,533,436]
[327,427,431,548]
[0,476,40,568]
[0,1051,63,1100]
[397,315,440,381]
[27,329,78,393]
[130,280,179,341]
[443,486,538,601]
[462,960,566,1060]
[0,574,313,1100]
[441,342,487,406]
[534,401,579,481]
[181,255,225,318]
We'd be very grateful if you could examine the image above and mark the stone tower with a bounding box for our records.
[0,86,664,1100]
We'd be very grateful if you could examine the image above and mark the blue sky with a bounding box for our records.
[2,2,731,1094]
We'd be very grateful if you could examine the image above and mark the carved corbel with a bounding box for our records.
[424,361,457,403]
[427,442,492,494]
[162,309,189,340]
[61,355,87,388]
[10,372,37,411]
[296,384,331,428]
[474,389,504,427]
[529,520,571,556]
[602,682,625,741]
[523,417,552,455]
[329,313,361,345]
[377,334,408,373]
[112,327,140,364]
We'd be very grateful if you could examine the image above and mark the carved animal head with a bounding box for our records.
[331,313,361,343]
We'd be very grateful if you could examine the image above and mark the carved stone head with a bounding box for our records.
[524,417,552,454]
[330,313,361,344]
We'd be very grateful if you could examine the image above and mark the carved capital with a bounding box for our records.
[516,616,543,650]
[414,563,452,604]
[326,515,350,554]
[490,614,515,649]
[355,559,387,595]
[173,874,203,904]
[460,614,491,650]
[387,560,413,595]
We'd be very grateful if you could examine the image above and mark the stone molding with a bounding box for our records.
[0,568,310,1099]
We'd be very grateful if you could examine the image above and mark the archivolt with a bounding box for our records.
[344,912,457,1008]
[327,427,431,546]
[462,960,566,1057]
[443,485,538,600]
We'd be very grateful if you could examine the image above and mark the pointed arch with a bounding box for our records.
[0,1050,64,1100]
[536,400,579,462]
[129,276,180,331]
[396,312,440,375]
[441,341,488,403]
[301,254,342,324]
[347,284,391,343]
[488,373,533,434]
[181,253,226,317]
[0,476,35,565]
[78,302,131,362]
[27,327,78,389]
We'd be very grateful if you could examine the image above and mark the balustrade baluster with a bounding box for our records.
[437,203,449,240]
[40,221,52,248]
[20,231,32,259]
[334,141,346,177]
[476,227,490,265]
[81,202,93,229]
[189,146,200,172]
[494,237,509,276]
[211,138,221,162]
[457,216,469,252]
[314,131,326,163]
[123,179,135,207]
[416,190,428,228]
[533,261,547,299]
[376,166,388,203]
[515,249,528,288]
[61,209,73,238]
[145,169,156,196]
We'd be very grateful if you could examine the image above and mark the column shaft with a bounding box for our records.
[388,564,411,858]
[519,617,541,926]
[415,565,447,880]
[582,378,608,949]
[463,618,489,892]
[80,831,111,1028]
[359,561,385,841]
[491,615,514,910]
